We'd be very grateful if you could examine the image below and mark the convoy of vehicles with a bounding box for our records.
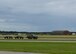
[4,34,38,39]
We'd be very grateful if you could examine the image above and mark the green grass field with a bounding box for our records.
[0,42,76,54]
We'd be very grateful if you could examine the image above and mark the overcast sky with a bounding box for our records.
[0,0,76,32]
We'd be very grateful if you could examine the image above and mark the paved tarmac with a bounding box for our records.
[0,51,40,54]
[0,39,76,43]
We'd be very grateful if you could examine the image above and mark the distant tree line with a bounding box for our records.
[0,30,74,35]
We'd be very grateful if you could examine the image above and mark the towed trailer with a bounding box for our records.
[4,35,38,40]
[4,36,24,39]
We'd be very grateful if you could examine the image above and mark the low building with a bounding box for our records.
[51,30,70,35]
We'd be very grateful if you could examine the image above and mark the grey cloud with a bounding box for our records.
[0,0,75,31]
[0,0,76,15]
[46,0,76,16]
[0,0,50,14]
[0,23,40,32]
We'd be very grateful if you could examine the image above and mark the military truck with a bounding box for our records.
[26,34,38,39]
[4,36,13,39]
[14,36,24,39]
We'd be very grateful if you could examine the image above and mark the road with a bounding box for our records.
[0,39,76,43]
[0,51,41,54]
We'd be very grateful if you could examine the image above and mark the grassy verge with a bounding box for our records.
[0,42,76,54]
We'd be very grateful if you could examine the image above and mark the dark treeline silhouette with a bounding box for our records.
[0,31,52,35]
[0,30,75,35]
